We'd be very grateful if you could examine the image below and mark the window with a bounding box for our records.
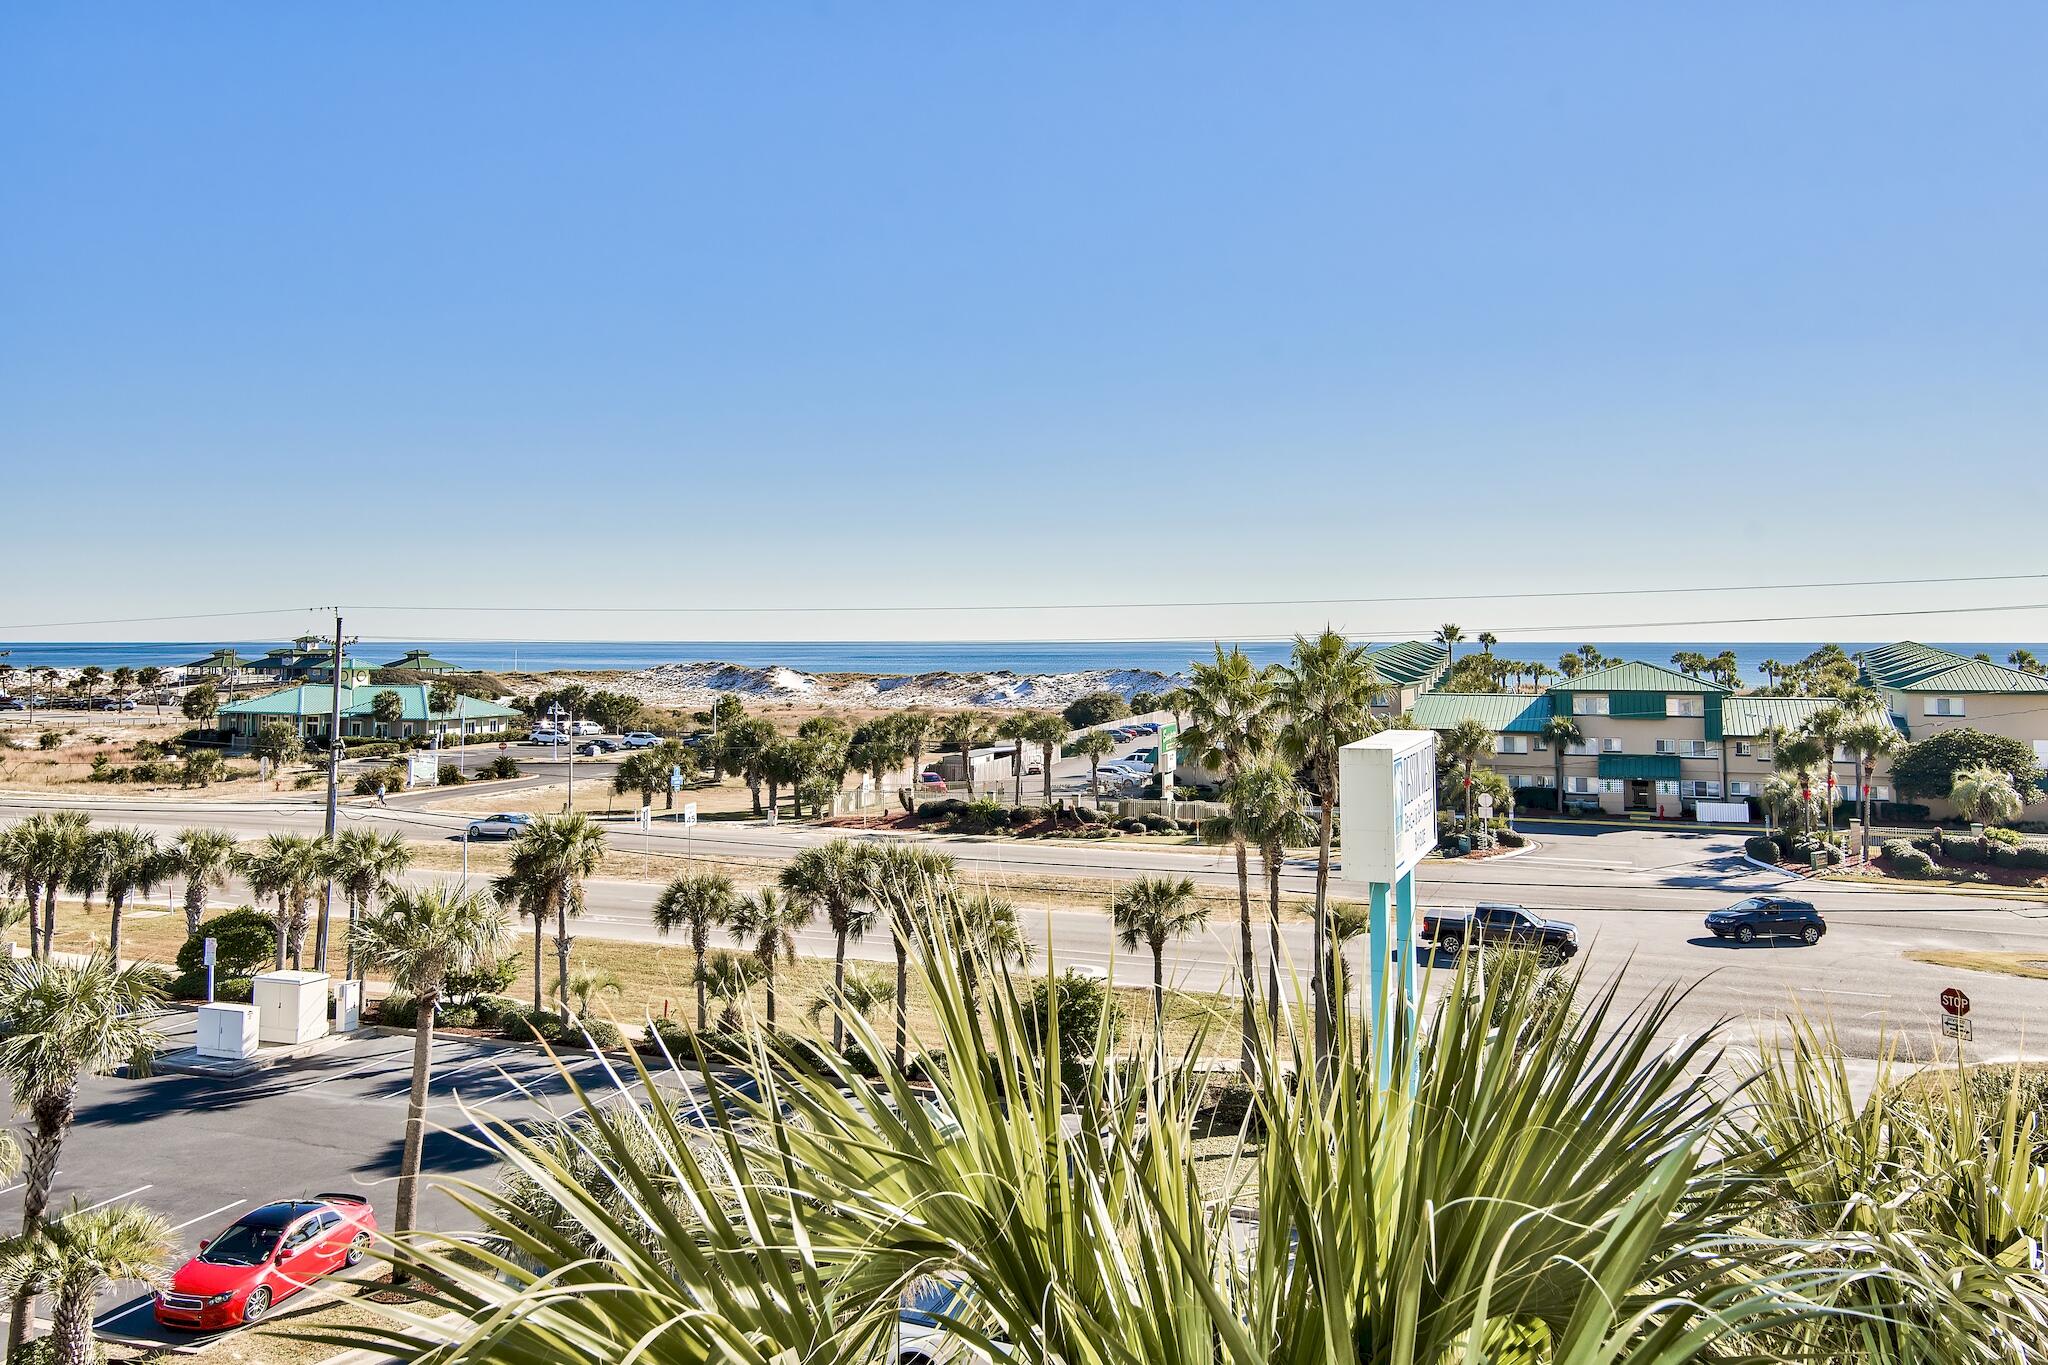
[1680,780,1722,799]
[1654,739,1677,755]
[1532,736,1548,751]
[1602,737,1624,753]
[1871,785,1892,801]
[1599,778,1623,794]
[1666,696,1702,717]
[1574,695,1609,716]
[1926,696,1965,717]
[1681,741,1717,758]
[1568,776,1595,794]
[1495,736,1529,755]
[1733,741,1752,758]
[1656,780,1680,796]
[2037,740,2048,767]
[1757,746,1774,762]
[1729,781,1754,797]
[1567,740,1598,756]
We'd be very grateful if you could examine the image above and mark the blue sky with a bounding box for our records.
[4,4,2044,645]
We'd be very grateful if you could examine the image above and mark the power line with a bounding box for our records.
[3,572,2046,634]
[348,570,2048,615]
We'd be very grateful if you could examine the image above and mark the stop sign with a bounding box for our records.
[1941,987,1971,1017]
[499,742,508,753]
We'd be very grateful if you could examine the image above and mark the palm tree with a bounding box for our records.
[562,964,623,1020]
[651,871,737,1031]
[725,887,808,1028]
[0,953,164,1354]
[1951,766,2024,835]
[936,711,987,799]
[894,709,934,794]
[613,749,669,818]
[779,841,874,1050]
[35,811,92,958]
[1026,712,1068,810]
[167,828,237,939]
[1768,731,1830,840]
[1178,644,1277,1072]
[1800,704,1851,840]
[722,716,776,814]
[324,828,413,981]
[235,832,328,969]
[1226,759,1315,1035]
[0,819,49,958]
[493,814,605,1015]
[1557,652,1583,680]
[1757,658,1783,691]
[997,712,1034,804]
[2009,649,2045,676]
[96,827,167,964]
[650,738,695,811]
[846,720,901,811]
[1275,630,1380,1062]
[2,1202,175,1365]
[1075,728,1118,797]
[78,666,103,706]
[1477,631,1497,655]
[351,884,506,1238]
[1442,717,1496,836]
[946,887,1027,1016]
[858,844,956,1067]
[757,739,804,820]
[1435,624,1464,663]
[1111,874,1207,1026]
[700,950,765,1028]
[1840,719,1904,859]
[1541,713,1584,812]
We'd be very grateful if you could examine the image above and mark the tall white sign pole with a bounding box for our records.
[1339,729,1437,1091]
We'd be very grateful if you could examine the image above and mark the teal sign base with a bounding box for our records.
[1365,868,1418,1090]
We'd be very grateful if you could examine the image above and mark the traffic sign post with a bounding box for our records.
[203,937,217,1003]
[1941,987,1973,1043]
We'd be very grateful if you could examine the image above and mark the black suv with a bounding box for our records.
[1704,896,1826,946]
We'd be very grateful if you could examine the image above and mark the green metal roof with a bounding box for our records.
[1598,754,1680,780]
[381,651,466,672]
[220,685,518,722]
[1551,660,1730,693]
[1365,640,1451,689]
[1718,697,1903,739]
[1412,693,1554,734]
[1858,641,2048,694]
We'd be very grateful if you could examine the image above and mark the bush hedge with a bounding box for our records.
[353,764,405,796]
[175,908,276,978]
[1745,835,1783,862]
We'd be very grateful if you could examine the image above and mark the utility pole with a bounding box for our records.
[316,610,344,972]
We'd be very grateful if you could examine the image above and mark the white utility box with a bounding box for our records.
[253,970,331,1046]
[332,978,363,1033]
[195,1003,260,1060]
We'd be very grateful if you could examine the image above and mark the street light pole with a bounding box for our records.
[316,609,344,973]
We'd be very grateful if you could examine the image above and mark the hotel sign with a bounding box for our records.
[1338,729,1438,886]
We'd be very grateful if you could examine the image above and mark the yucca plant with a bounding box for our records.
[319,923,2045,1364]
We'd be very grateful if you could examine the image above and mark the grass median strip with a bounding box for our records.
[1906,949,2048,982]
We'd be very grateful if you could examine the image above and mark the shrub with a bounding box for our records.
[1881,837,1918,862]
[471,994,524,1028]
[175,907,276,978]
[1944,840,1985,864]
[445,952,521,1006]
[437,763,467,786]
[567,1018,627,1051]
[1512,787,1559,812]
[37,732,61,750]
[1890,849,1938,879]
[483,755,521,780]
[1009,806,1037,825]
[437,1004,479,1030]
[1140,814,1174,833]
[1116,818,1147,834]
[214,976,254,1003]
[2016,846,2048,871]
[378,991,419,1028]
[351,764,403,795]
[1745,835,1783,862]
[950,799,1010,834]
[1495,829,1526,848]
[505,1009,567,1043]
[1985,825,2024,847]
[1892,729,2043,801]
[1025,971,1122,1092]
[1061,692,1130,728]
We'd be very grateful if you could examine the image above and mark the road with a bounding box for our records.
[4,792,2045,1064]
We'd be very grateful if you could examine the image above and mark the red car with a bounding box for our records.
[155,1195,376,1331]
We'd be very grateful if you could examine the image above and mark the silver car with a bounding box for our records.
[466,813,533,840]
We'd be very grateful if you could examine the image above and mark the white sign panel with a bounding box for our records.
[682,801,699,828]
[1338,729,1437,887]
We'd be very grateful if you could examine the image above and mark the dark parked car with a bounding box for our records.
[1420,903,1579,959]
[1704,896,1826,945]
[0,697,24,711]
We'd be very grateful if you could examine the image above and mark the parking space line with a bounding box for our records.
[76,1184,151,1214]
[170,1199,245,1232]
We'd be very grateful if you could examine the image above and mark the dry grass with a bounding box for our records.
[1906,949,2048,982]
[0,714,295,801]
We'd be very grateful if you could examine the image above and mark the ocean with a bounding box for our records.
[0,639,2040,682]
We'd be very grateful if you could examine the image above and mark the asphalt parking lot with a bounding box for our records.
[2,1013,676,1349]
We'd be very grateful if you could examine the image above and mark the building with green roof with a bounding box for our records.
[218,684,520,747]
[1363,640,1451,715]
[381,650,467,674]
